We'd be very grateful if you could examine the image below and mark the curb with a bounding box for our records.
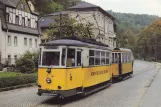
[0,83,37,92]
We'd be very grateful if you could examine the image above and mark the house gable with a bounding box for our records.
[16,0,30,13]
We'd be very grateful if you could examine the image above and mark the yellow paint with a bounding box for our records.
[83,66,111,88]
[111,64,119,76]
[122,62,133,74]
[38,66,112,91]
[38,68,67,90]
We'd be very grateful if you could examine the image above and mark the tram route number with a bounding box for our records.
[91,70,108,76]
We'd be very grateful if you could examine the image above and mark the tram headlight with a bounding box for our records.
[46,68,51,73]
[46,78,51,83]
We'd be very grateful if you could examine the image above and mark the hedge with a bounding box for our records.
[0,73,37,88]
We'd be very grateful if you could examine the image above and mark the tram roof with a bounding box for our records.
[40,39,112,50]
[113,48,132,52]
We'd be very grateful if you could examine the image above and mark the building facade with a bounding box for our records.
[0,0,40,65]
[68,2,117,48]
[39,1,117,48]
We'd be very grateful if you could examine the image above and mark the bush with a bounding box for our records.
[15,51,39,73]
[0,72,21,78]
[0,73,37,88]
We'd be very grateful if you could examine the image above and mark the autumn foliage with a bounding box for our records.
[136,19,161,61]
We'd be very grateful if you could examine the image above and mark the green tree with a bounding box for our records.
[136,19,161,61]
[33,0,81,16]
[46,15,94,40]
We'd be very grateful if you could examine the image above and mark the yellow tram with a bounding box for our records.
[111,48,134,80]
[37,38,113,98]
[37,38,134,98]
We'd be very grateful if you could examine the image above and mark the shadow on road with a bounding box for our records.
[39,86,112,106]
[40,95,82,106]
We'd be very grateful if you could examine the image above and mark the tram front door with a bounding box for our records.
[118,53,122,75]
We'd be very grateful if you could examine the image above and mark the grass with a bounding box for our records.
[0,72,21,78]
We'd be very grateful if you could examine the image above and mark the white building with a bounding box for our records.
[39,1,117,48]
[0,0,40,65]
[68,2,117,48]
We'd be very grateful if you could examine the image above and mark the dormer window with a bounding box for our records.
[15,15,19,25]
[6,13,9,22]
[22,17,25,27]
[20,3,26,10]
[21,3,24,9]
[35,21,38,28]
[28,19,31,27]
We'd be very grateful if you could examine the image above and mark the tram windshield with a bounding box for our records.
[42,51,60,66]
[40,48,82,67]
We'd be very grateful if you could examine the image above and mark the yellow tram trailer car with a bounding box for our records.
[37,39,113,98]
[111,48,134,79]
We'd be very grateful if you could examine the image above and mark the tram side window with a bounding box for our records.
[101,52,106,65]
[67,49,75,67]
[39,48,42,65]
[89,50,95,66]
[124,53,127,63]
[130,54,132,61]
[77,51,81,66]
[95,51,100,65]
[114,53,118,63]
[126,53,129,63]
[122,53,125,63]
[61,49,66,66]
[42,52,60,66]
[127,54,130,62]
[129,53,131,62]
[106,52,110,64]
[112,53,114,63]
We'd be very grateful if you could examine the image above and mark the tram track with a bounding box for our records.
[133,62,156,76]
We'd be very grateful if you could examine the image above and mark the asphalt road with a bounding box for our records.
[0,60,160,107]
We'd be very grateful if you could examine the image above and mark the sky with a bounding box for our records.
[84,0,161,16]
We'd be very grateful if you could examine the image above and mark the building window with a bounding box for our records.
[35,39,37,48]
[24,38,27,46]
[14,36,18,46]
[14,55,17,62]
[22,17,25,27]
[8,35,11,46]
[0,52,1,64]
[41,40,45,43]
[24,4,26,10]
[15,15,19,25]
[8,55,11,65]
[28,19,31,27]
[35,21,38,28]
[29,38,32,48]
[6,13,9,22]
[20,3,26,10]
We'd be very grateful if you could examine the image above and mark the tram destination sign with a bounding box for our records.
[91,70,108,76]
